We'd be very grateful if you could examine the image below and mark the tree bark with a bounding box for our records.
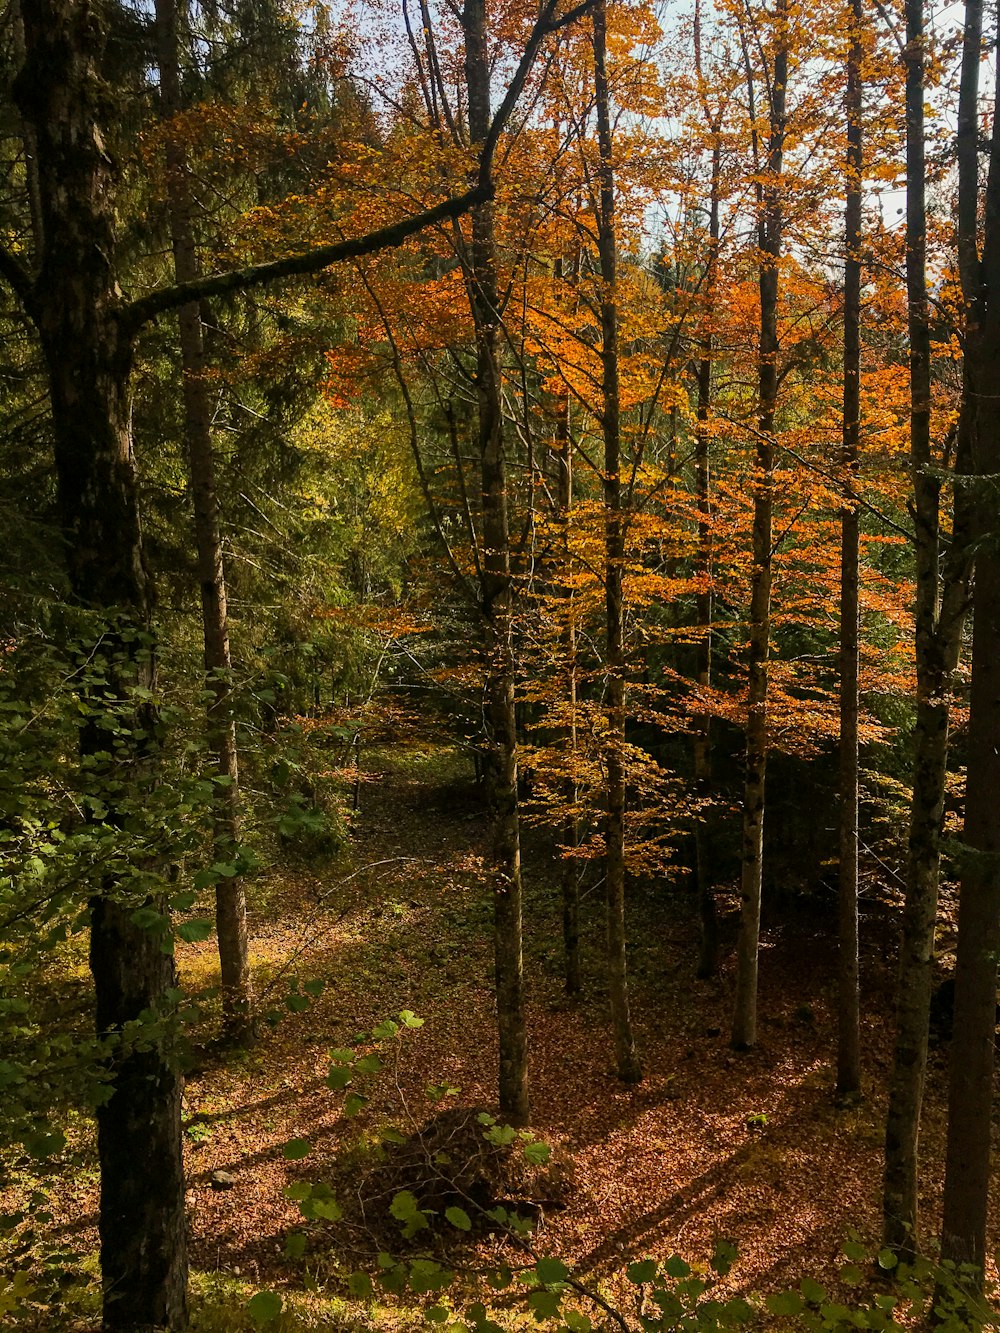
[554,359,582,997]
[881,0,972,1250]
[939,0,1000,1282]
[14,3,188,1326]
[693,8,721,979]
[593,0,642,1084]
[837,0,864,1100]
[463,0,530,1125]
[154,0,253,1046]
[732,10,787,1051]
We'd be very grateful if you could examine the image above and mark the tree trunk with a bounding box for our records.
[836,0,863,1100]
[463,0,530,1125]
[881,0,971,1250]
[554,363,582,997]
[692,14,721,979]
[154,0,253,1046]
[732,14,787,1051]
[938,0,1000,1282]
[594,0,642,1084]
[15,3,188,1326]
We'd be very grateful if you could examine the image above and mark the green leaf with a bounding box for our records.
[303,978,324,997]
[326,1066,351,1090]
[355,1054,383,1075]
[838,1263,865,1286]
[247,1290,283,1324]
[800,1277,826,1305]
[536,1256,569,1285]
[409,1259,450,1293]
[23,1131,66,1160]
[284,1181,311,1201]
[426,1306,450,1323]
[711,1238,738,1277]
[344,1092,367,1117]
[192,869,217,891]
[286,993,310,1013]
[399,1009,424,1028]
[765,1291,804,1317]
[627,1260,658,1284]
[528,1289,562,1320]
[177,918,214,944]
[877,1248,899,1271]
[445,1206,472,1231]
[348,1271,374,1299]
[564,1311,592,1333]
[485,1265,512,1290]
[284,1231,306,1260]
[664,1254,691,1279]
[282,1138,311,1160]
[390,1190,420,1221]
[523,1141,551,1165]
[372,1019,400,1040]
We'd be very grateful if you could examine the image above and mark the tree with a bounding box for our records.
[593,0,642,1084]
[836,0,864,1100]
[731,0,789,1051]
[938,0,1000,1280]
[462,0,531,1125]
[154,0,253,1047]
[881,0,973,1251]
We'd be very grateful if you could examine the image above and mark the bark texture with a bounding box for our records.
[14,3,188,1326]
[881,0,972,1250]
[938,0,1000,1280]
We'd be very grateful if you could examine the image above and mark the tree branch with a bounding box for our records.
[478,0,597,180]
[0,241,35,318]
[123,184,490,333]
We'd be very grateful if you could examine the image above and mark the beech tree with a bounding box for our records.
[880,0,973,1252]
[593,0,642,1084]
[836,0,864,1101]
[938,0,1000,1280]
[730,0,788,1051]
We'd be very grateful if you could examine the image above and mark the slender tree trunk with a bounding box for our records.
[938,0,1000,1283]
[939,522,1000,1281]
[692,16,721,977]
[881,0,971,1249]
[15,4,188,1326]
[154,0,253,1046]
[732,14,787,1051]
[554,367,582,997]
[463,0,530,1124]
[837,0,864,1100]
[594,0,642,1084]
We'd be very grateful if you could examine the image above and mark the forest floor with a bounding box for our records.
[21,713,1000,1330]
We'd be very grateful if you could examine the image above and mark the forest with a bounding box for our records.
[2,0,1000,1328]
